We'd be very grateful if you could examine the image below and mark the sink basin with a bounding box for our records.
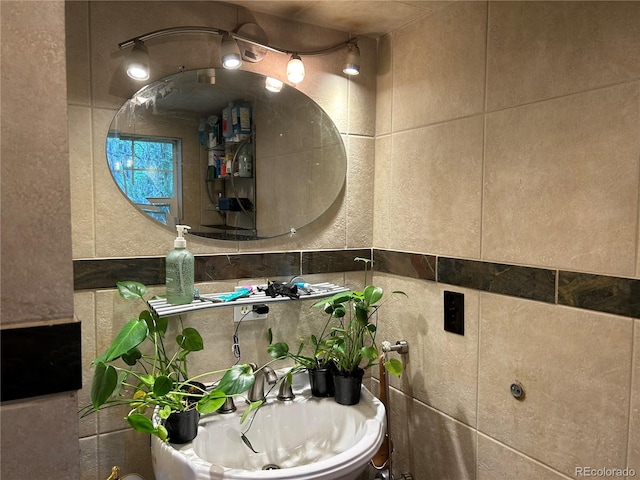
[151,371,386,480]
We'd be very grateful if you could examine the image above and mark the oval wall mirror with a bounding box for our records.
[106,68,347,240]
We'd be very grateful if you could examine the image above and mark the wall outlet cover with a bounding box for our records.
[444,291,464,335]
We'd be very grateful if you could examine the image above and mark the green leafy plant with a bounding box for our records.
[266,317,334,370]
[80,281,258,442]
[314,258,406,377]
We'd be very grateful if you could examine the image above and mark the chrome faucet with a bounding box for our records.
[277,377,295,401]
[248,363,277,403]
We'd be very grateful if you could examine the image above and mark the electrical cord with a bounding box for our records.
[232,309,252,364]
[231,304,269,364]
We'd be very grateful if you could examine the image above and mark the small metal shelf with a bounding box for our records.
[148,282,349,318]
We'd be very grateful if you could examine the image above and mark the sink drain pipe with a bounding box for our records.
[372,341,412,480]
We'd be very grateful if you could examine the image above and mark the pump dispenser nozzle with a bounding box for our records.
[174,225,191,248]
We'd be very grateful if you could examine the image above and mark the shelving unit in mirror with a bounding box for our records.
[148,282,349,318]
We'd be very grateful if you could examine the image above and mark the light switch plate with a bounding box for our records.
[444,291,464,335]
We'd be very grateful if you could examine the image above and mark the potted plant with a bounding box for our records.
[81,281,258,444]
[267,320,336,397]
[315,258,405,405]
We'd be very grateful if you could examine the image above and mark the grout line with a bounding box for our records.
[390,78,640,139]
[479,0,490,267]
[624,319,636,471]
[87,2,98,260]
[475,290,483,479]
[476,432,574,480]
[635,81,640,279]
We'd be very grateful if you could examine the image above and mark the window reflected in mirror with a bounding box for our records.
[107,134,181,226]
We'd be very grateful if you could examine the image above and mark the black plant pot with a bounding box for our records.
[164,407,200,444]
[333,368,364,406]
[308,366,335,397]
[182,381,206,407]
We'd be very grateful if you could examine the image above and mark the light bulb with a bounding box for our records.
[343,44,360,76]
[286,54,305,84]
[221,33,242,70]
[126,40,150,81]
[265,76,283,92]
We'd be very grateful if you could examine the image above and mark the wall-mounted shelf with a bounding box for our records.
[148,282,349,318]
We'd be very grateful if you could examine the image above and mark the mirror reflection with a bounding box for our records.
[107,68,347,240]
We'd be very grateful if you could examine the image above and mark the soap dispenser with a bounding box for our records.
[166,225,194,305]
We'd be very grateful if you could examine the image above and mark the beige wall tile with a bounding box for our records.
[65,1,91,106]
[389,387,476,480]
[487,1,640,111]
[76,291,97,438]
[388,115,483,257]
[478,294,633,477]
[629,320,640,473]
[392,1,486,131]
[1,0,74,324]
[69,105,95,259]
[477,434,571,480]
[0,393,80,479]
[80,436,99,480]
[376,34,392,136]
[637,203,640,279]
[98,430,154,480]
[347,35,377,137]
[374,274,479,427]
[483,83,640,276]
[346,136,374,247]
[373,135,392,249]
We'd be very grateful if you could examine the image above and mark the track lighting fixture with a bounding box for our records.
[118,25,360,85]
[286,54,305,84]
[343,43,360,76]
[126,40,150,81]
[220,33,242,70]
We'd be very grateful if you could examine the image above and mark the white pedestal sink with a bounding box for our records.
[152,371,386,480]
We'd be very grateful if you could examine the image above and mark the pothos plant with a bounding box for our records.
[266,309,336,371]
[80,281,260,443]
[314,257,406,377]
[267,258,405,379]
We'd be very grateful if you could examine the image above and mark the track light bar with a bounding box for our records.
[118,25,360,84]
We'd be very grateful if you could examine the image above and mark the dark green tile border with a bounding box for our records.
[373,249,436,281]
[74,257,165,290]
[302,249,371,274]
[558,271,640,318]
[195,252,300,281]
[73,249,638,318]
[438,257,556,303]
[1,322,82,402]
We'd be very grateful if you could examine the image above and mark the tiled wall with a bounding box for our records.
[1,1,81,479]
[375,2,640,479]
[66,1,640,479]
[66,2,376,478]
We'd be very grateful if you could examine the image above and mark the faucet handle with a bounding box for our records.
[217,396,237,414]
[277,378,295,401]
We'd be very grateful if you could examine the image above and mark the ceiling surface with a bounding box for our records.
[226,1,452,37]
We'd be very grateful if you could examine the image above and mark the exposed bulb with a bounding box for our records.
[286,54,305,84]
[126,40,150,81]
[343,43,360,76]
[221,33,242,70]
[265,76,283,92]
